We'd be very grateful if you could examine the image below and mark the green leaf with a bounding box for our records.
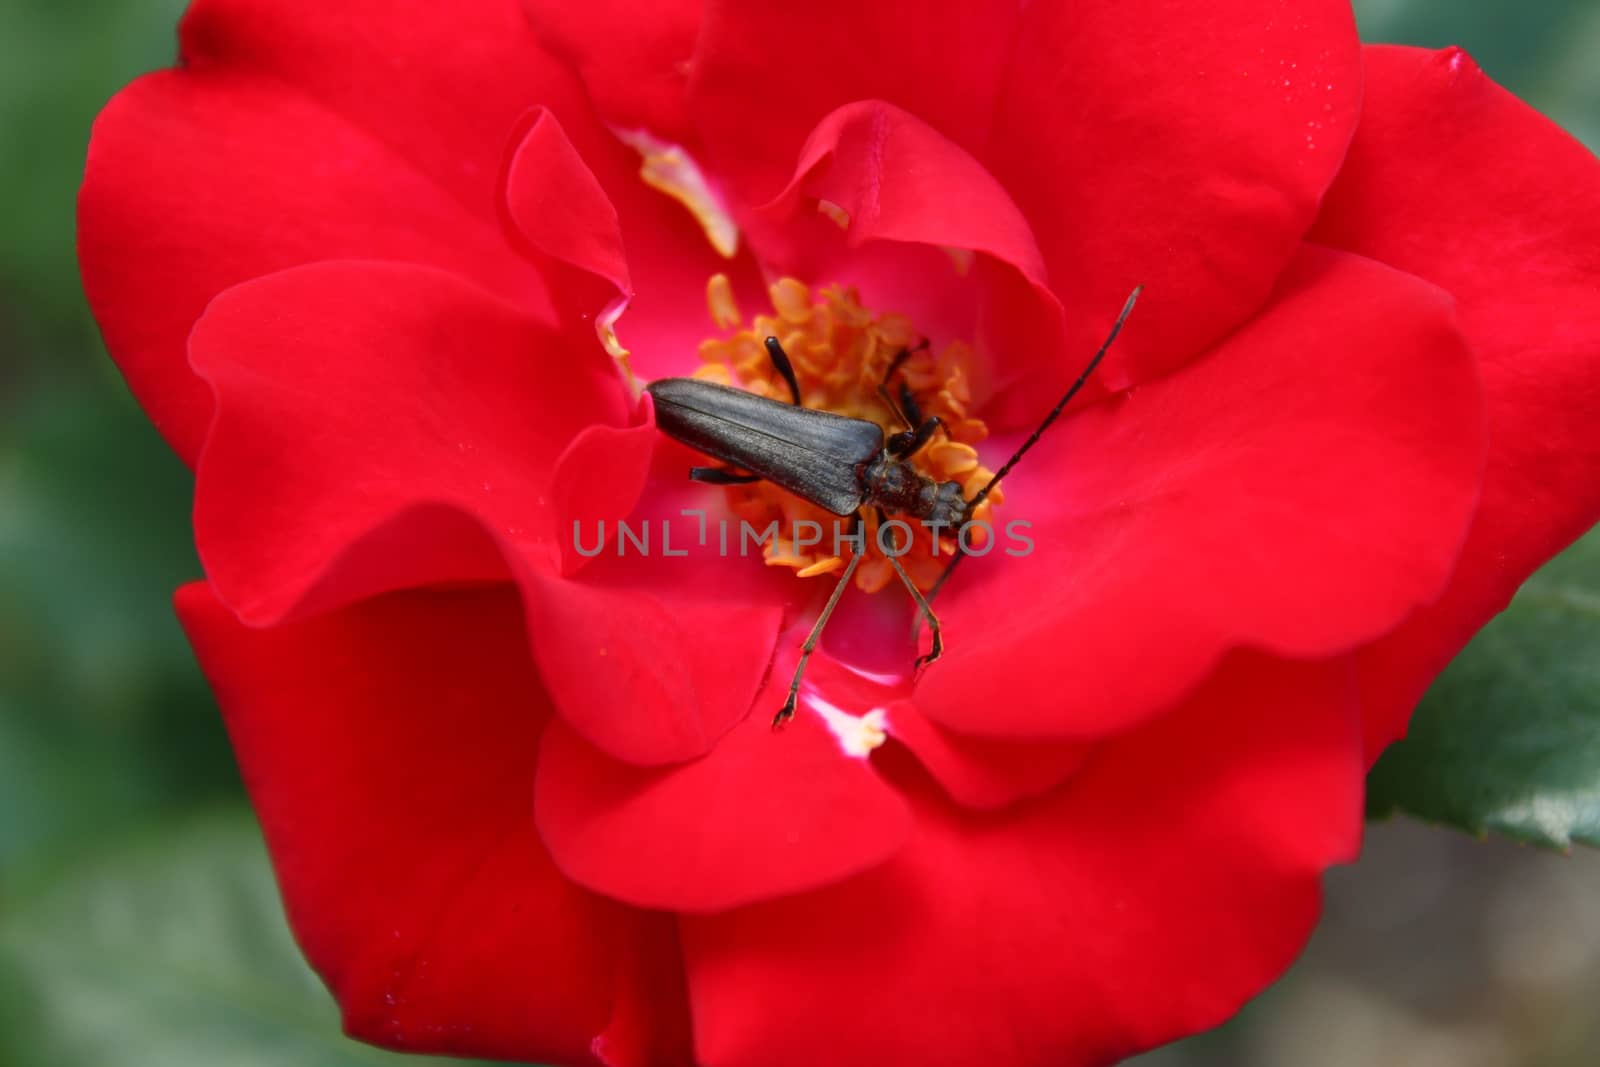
[1367,531,1600,849]
[0,812,531,1066]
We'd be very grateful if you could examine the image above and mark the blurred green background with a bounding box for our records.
[0,1,1596,1064]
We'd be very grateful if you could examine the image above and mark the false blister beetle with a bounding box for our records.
[646,287,1142,727]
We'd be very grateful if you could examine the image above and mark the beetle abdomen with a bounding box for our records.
[646,378,884,516]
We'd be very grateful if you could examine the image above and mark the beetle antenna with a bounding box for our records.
[964,286,1141,516]
[924,286,1142,606]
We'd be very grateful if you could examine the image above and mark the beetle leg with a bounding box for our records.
[887,415,943,458]
[877,510,944,670]
[689,466,762,485]
[898,380,923,428]
[880,339,927,391]
[875,340,927,430]
[775,515,865,729]
[877,380,912,430]
[762,336,803,406]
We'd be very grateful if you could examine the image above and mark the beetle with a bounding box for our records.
[646,287,1142,727]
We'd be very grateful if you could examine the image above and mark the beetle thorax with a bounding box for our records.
[862,456,968,528]
[861,453,921,512]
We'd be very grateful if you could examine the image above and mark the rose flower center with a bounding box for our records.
[690,274,1004,593]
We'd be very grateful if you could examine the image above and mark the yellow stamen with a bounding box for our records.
[797,557,845,578]
[769,278,813,325]
[706,274,742,331]
[926,440,981,477]
[694,276,1004,592]
[597,302,637,392]
[816,199,851,230]
[615,129,740,259]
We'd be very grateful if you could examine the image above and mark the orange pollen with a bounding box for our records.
[694,274,1005,594]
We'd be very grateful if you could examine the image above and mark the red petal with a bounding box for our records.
[686,0,1019,202]
[753,102,1068,426]
[194,268,785,767]
[690,626,1093,813]
[919,246,1483,740]
[521,436,789,765]
[762,100,1045,295]
[682,654,1365,1067]
[585,921,691,1067]
[985,0,1364,390]
[535,657,913,912]
[176,582,683,1063]
[79,0,585,464]
[1311,46,1600,758]
[521,0,702,146]
[520,553,780,766]
[177,0,573,215]
[501,107,633,302]
[592,920,698,1067]
[190,261,644,625]
[886,701,1093,811]
[499,101,767,384]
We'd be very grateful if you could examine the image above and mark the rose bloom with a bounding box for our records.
[79,1,1600,1065]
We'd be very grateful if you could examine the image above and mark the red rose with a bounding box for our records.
[79,2,1600,1065]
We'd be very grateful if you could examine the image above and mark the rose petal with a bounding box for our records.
[682,653,1365,1067]
[764,104,1044,282]
[985,0,1364,390]
[195,269,788,768]
[1310,46,1600,758]
[177,0,578,214]
[885,701,1094,811]
[79,0,586,464]
[754,102,1068,426]
[191,260,646,626]
[918,245,1483,740]
[592,920,698,1067]
[501,107,633,304]
[499,89,768,384]
[190,259,764,767]
[535,649,913,911]
[519,550,779,766]
[685,0,1019,202]
[521,0,702,146]
[176,581,683,1063]
[495,103,727,381]
[520,434,791,765]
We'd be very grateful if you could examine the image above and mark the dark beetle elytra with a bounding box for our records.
[645,287,1142,728]
[646,378,968,527]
